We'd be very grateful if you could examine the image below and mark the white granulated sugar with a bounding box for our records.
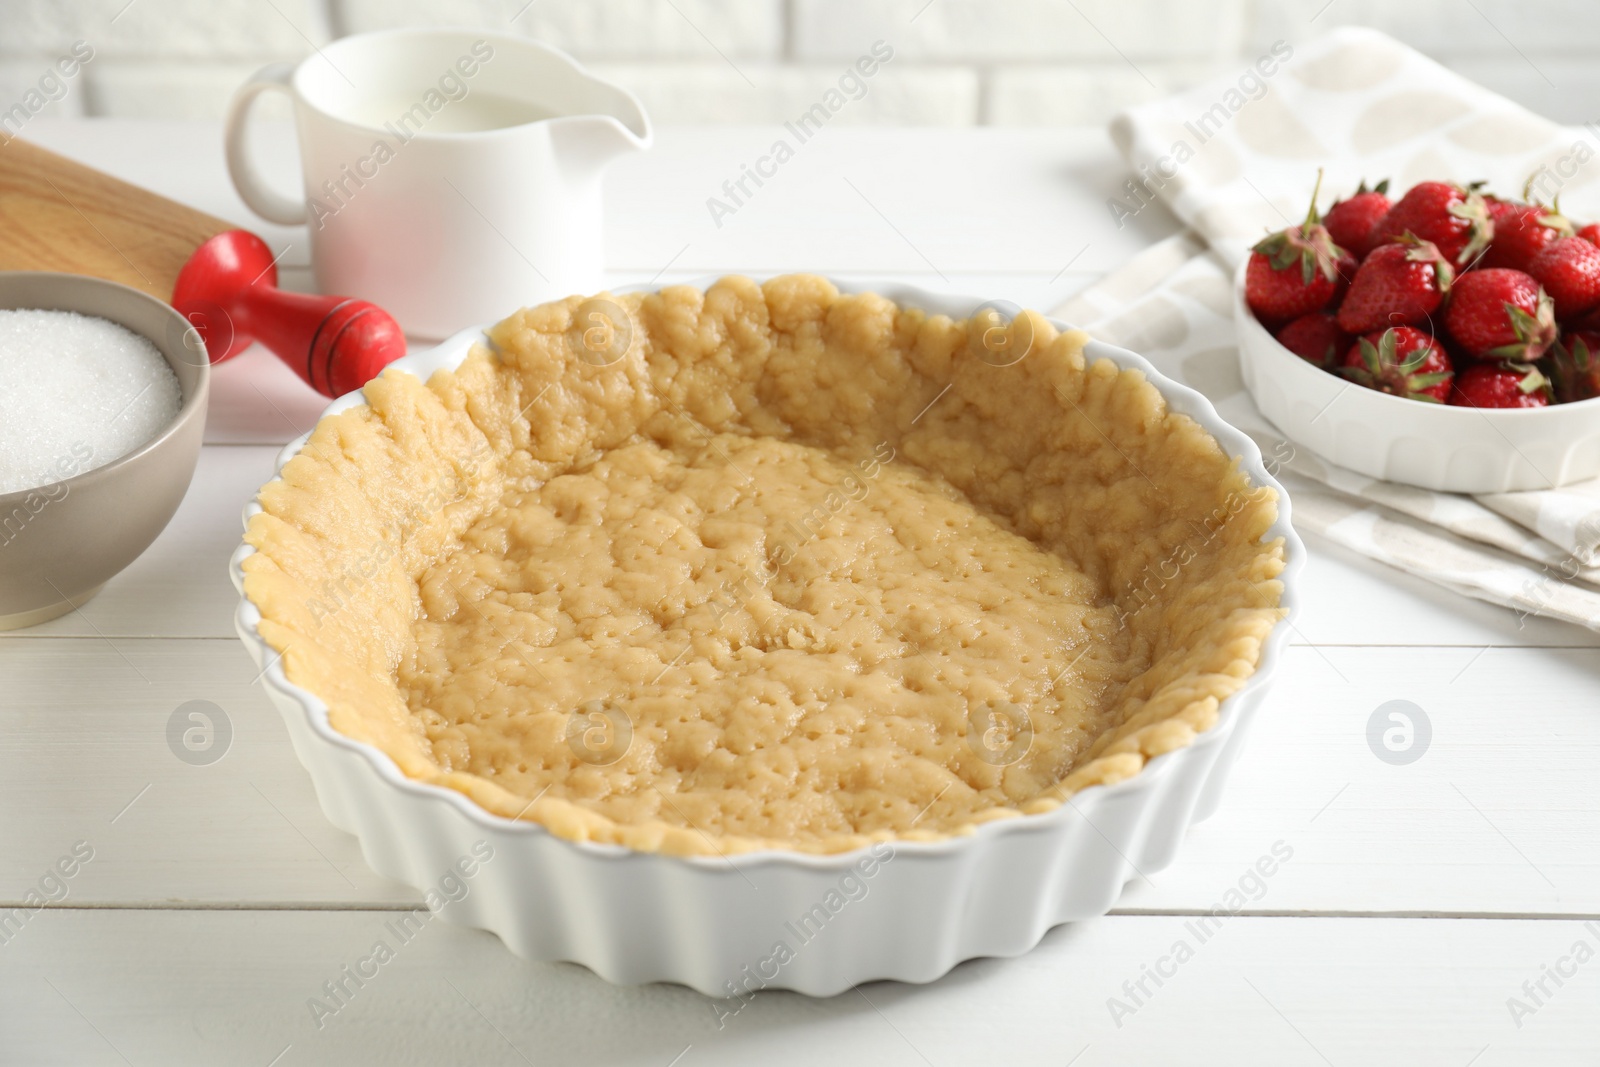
[0,309,184,495]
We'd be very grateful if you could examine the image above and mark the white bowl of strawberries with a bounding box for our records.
[1236,174,1600,493]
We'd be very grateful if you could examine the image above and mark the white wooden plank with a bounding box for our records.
[600,126,1171,277]
[1120,644,1600,915]
[204,345,340,447]
[1,910,1594,1066]
[0,638,417,906]
[3,639,1597,916]
[1293,534,1600,649]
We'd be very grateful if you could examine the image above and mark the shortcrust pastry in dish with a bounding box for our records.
[242,275,1284,856]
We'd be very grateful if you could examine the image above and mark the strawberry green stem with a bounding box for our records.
[1303,168,1325,228]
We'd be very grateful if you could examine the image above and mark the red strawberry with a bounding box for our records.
[1372,181,1494,268]
[1576,222,1600,247]
[1449,362,1551,408]
[1561,304,1600,332]
[1324,179,1392,260]
[1545,330,1600,402]
[1484,194,1522,232]
[1441,268,1556,361]
[1275,311,1349,368]
[1480,201,1572,272]
[1332,249,1358,304]
[1246,170,1348,326]
[1339,326,1454,402]
[1528,236,1600,319]
[1336,237,1453,335]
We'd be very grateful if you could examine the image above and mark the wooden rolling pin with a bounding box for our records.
[0,134,404,396]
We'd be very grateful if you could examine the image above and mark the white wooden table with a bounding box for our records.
[3,119,1598,1066]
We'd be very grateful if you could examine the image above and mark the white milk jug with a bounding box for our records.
[226,29,652,338]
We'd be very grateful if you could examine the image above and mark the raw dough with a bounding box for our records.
[242,275,1284,855]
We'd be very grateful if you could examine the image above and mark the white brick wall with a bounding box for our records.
[0,58,89,120]
[336,0,783,59]
[987,63,1213,127]
[3,0,329,58]
[590,61,978,125]
[2,0,1600,126]
[793,0,1249,61]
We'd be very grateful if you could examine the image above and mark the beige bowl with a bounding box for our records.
[0,272,208,629]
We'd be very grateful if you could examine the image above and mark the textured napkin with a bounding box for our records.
[1054,25,1600,628]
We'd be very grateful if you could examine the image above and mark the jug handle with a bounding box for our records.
[225,63,307,226]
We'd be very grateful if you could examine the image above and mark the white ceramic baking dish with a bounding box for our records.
[230,278,1305,997]
[1234,258,1600,494]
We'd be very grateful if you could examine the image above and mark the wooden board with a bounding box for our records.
[0,134,231,302]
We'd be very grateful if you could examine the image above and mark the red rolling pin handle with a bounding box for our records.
[171,230,406,398]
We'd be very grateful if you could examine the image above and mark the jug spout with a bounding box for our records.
[549,82,652,183]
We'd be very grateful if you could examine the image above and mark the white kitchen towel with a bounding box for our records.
[1059,25,1600,628]
[1057,233,1600,631]
[1102,24,1600,569]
